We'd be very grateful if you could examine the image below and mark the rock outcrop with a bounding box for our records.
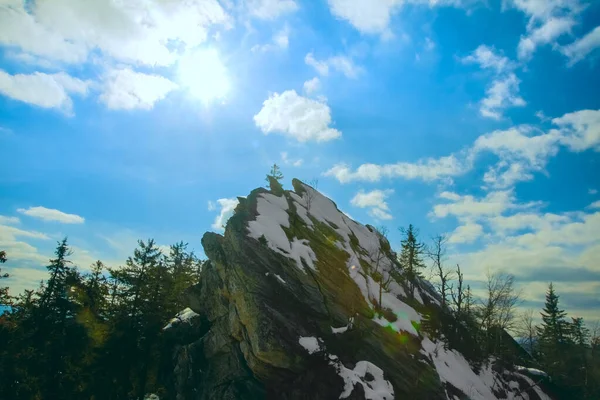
[165,179,553,400]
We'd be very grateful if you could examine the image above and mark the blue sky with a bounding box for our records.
[1,0,599,321]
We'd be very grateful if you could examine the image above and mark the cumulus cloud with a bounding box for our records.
[587,200,600,210]
[473,126,562,188]
[518,17,575,60]
[324,154,470,184]
[448,222,484,244]
[553,109,600,152]
[251,25,290,52]
[211,198,239,231]
[303,77,320,95]
[507,0,584,61]
[0,0,231,67]
[326,0,467,36]
[0,216,20,225]
[462,45,512,73]
[436,183,600,319]
[0,70,90,115]
[17,206,85,224]
[432,190,515,219]
[247,0,298,20]
[350,189,394,220]
[323,107,600,188]
[0,222,50,276]
[99,68,178,110]
[305,53,362,78]
[253,90,342,142]
[562,26,600,65]
[480,73,526,120]
[462,45,524,120]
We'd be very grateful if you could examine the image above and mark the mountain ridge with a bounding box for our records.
[166,178,552,400]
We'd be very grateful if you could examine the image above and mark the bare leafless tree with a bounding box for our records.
[428,234,453,307]
[480,270,522,332]
[370,226,393,308]
[450,264,465,315]
[478,269,522,354]
[305,178,319,212]
[515,309,538,354]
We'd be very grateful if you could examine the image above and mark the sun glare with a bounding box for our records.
[178,48,230,104]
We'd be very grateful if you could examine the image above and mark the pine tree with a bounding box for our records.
[266,163,284,183]
[398,224,426,299]
[537,283,570,378]
[537,283,569,344]
[266,164,284,193]
[0,250,8,308]
[39,238,77,317]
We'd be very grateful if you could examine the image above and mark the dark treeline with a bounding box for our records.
[0,239,203,400]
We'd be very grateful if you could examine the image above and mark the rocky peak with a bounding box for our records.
[167,179,552,400]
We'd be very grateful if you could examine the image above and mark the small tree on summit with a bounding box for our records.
[266,164,284,194]
[266,164,284,184]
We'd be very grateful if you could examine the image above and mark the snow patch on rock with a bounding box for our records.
[163,308,199,330]
[248,193,317,272]
[298,336,321,354]
[335,360,394,400]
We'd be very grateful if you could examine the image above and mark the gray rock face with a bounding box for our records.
[164,180,552,400]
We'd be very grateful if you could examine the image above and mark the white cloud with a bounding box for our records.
[462,45,525,119]
[480,73,526,119]
[553,109,600,152]
[323,108,600,188]
[17,206,85,224]
[562,26,600,65]
[253,90,342,142]
[518,17,575,60]
[211,198,239,231]
[0,223,50,277]
[368,208,394,221]
[0,0,231,67]
[588,200,600,210]
[326,0,401,35]
[326,0,468,35]
[281,152,304,167]
[462,45,512,73]
[589,189,599,195]
[0,216,20,225]
[305,53,362,79]
[507,0,583,55]
[0,224,49,241]
[473,126,562,188]
[247,0,298,20]
[303,77,320,95]
[350,189,392,209]
[350,189,394,221]
[100,68,178,110]
[324,154,470,184]
[432,190,515,219]
[0,70,90,115]
[439,190,600,319]
[251,25,290,52]
[448,222,484,244]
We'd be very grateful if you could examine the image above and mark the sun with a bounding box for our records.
[177,48,230,104]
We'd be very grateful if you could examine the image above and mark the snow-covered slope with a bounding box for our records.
[170,179,554,400]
